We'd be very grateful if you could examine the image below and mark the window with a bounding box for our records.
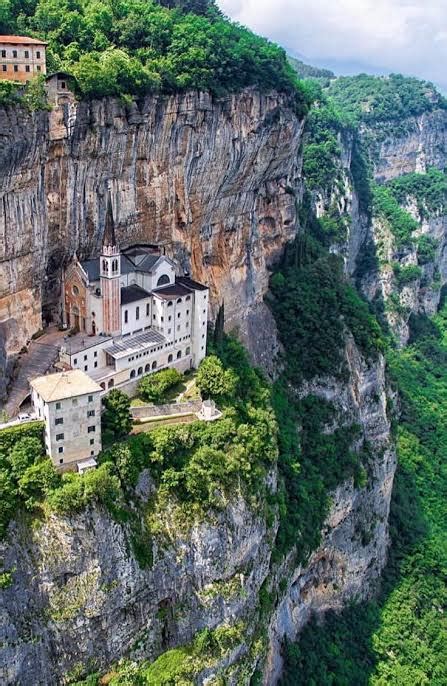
[177,298,182,304]
[84,354,87,361]
[136,306,140,321]
[168,315,172,322]
[12,49,17,58]
[130,370,136,379]
[167,301,173,307]
[138,367,143,376]
[153,314,156,320]
[177,312,181,318]
[58,446,64,454]
[36,51,41,58]
[56,433,64,441]
[177,350,182,359]
[73,358,77,365]
[88,395,93,402]
[203,309,206,314]
[168,354,173,363]
[84,365,88,372]
[56,402,61,410]
[1,50,5,57]
[186,310,189,315]
[87,410,95,417]
[24,50,29,58]
[90,450,95,456]
[88,426,96,433]
[152,361,157,370]
[55,418,63,425]
[168,329,171,335]
[36,65,41,71]
[144,363,150,372]
[186,347,191,355]
[186,295,191,301]
[94,361,98,368]
[108,379,114,388]
[25,65,30,72]
[157,274,170,287]
[124,309,128,324]
[146,303,150,316]
[61,81,66,89]
[177,325,180,332]
[13,64,18,72]
[90,438,94,445]
[1,65,6,72]
[94,351,97,357]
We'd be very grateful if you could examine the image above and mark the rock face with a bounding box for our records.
[372,110,447,182]
[265,340,396,682]
[0,499,271,685]
[0,90,304,367]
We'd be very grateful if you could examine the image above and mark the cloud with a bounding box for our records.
[218,0,447,90]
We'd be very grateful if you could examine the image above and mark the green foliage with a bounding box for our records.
[17,458,61,509]
[195,354,237,399]
[102,389,132,439]
[47,463,122,514]
[0,421,44,459]
[138,368,182,403]
[392,263,422,288]
[0,75,50,110]
[417,235,438,265]
[328,73,446,126]
[7,436,43,476]
[373,184,419,250]
[281,305,447,684]
[287,55,334,82]
[269,237,383,385]
[2,0,311,106]
[302,103,346,192]
[387,168,447,219]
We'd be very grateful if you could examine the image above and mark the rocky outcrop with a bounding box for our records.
[0,90,304,366]
[372,109,447,182]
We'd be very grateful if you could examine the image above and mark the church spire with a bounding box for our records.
[102,194,117,249]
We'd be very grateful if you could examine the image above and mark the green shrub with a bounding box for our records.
[373,184,419,250]
[101,389,132,439]
[417,235,438,265]
[138,368,183,403]
[196,355,237,400]
[392,263,422,287]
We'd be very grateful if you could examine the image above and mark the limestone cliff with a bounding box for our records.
[0,90,304,371]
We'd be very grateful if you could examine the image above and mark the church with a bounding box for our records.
[58,199,209,393]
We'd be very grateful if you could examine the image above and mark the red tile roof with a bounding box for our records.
[0,35,47,45]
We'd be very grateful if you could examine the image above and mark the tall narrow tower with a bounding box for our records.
[100,196,121,337]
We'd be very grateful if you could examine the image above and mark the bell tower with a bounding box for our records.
[100,196,121,336]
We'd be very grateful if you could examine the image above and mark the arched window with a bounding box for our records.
[72,285,79,296]
[157,274,170,287]
[177,350,182,359]
[168,354,173,363]
[167,300,173,307]
[186,295,191,301]
[108,379,114,388]
[100,382,106,390]
[145,364,150,372]
[130,369,136,379]
[176,298,182,304]
[138,367,143,376]
[186,347,190,356]
[102,259,108,273]
[152,360,157,370]
[112,259,118,273]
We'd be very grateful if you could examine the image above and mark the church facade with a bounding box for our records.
[59,201,209,393]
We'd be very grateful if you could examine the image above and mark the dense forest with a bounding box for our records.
[0,0,310,109]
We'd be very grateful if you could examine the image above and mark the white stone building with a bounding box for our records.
[59,198,209,394]
[30,370,102,471]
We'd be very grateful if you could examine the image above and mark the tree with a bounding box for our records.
[7,437,43,477]
[196,355,237,399]
[138,368,182,403]
[17,459,60,510]
[102,389,132,439]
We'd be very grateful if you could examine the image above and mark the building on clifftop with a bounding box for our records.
[30,370,102,472]
[59,195,209,395]
[0,35,46,83]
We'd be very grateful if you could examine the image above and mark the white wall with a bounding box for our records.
[121,297,152,336]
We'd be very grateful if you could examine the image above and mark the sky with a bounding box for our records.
[218,0,447,92]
